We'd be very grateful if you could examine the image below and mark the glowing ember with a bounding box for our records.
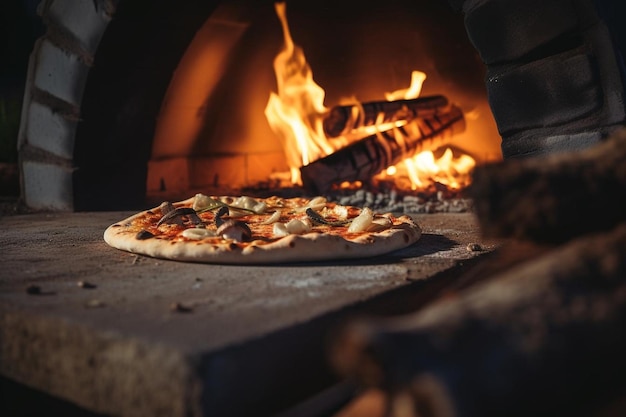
[379,148,476,191]
[265,2,475,191]
[385,73,475,191]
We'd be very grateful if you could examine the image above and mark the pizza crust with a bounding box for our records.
[103,197,421,264]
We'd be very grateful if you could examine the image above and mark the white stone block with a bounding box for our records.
[26,101,77,160]
[47,0,111,54]
[22,160,74,211]
[33,39,89,107]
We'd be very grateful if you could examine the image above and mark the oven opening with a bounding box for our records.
[145,0,501,206]
[16,0,626,213]
[68,0,501,211]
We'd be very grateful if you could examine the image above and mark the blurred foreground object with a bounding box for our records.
[330,127,626,417]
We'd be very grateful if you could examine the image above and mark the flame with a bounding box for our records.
[265,2,475,191]
[381,63,475,190]
[393,148,475,190]
[264,2,334,184]
[385,70,427,101]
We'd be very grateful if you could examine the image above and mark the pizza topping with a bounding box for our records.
[272,222,289,237]
[159,202,183,225]
[306,208,351,226]
[216,219,253,242]
[294,196,327,213]
[347,207,374,233]
[160,201,174,214]
[306,196,327,211]
[135,229,155,240]
[214,206,230,227]
[157,207,203,227]
[367,216,393,232]
[231,196,268,214]
[273,218,313,237]
[193,193,261,216]
[330,204,349,220]
[193,193,221,212]
[261,209,282,225]
[181,228,216,240]
[286,218,312,234]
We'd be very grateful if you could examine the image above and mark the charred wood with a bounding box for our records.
[323,95,450,138]
[301,105,466,194]
[468,127,626,244]
[330,222,626,417]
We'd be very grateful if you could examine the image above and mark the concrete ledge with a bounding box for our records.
[0,312,201,417]
[0,211,499,416]
[21,160,74,211]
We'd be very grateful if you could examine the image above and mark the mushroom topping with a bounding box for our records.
[159,202,182,225]
[159,201,175,215]
[157,206,204,227]
[306,208,350,226]
[216,220,252,242]
[136,229,155,240]
[214,205,230,227]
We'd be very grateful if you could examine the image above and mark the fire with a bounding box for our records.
[265,2,475,191]
[264,2,334,184]
[385,70,427,102]
[380,148,475,191]
[382,71,476,191]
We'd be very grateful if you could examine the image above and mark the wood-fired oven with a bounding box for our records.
[19,0,506,211]
[8,0,626,416]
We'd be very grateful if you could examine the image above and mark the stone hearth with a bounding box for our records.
[0,211,497,417]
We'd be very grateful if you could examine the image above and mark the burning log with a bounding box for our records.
[322,95,450,138]
[468,127,626,243]
[329,222,626,417]
[301,104,466,194]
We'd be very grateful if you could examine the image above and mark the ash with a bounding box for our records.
[243,181,474,214]
[327,188,473,214]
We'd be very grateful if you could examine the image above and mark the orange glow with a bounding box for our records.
[264,2,337,184]
[339,180,362,189]
[265,2,477,191]
[385,70,427,101]
[152,18,248,158]
[402,149,475,190]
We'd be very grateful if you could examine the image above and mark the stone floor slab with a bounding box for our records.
[0,211,498,416]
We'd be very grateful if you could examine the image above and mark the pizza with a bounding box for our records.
[103,194,421,264]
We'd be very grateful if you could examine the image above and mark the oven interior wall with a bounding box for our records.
[72,0,221,211]
[72,0,500,210]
